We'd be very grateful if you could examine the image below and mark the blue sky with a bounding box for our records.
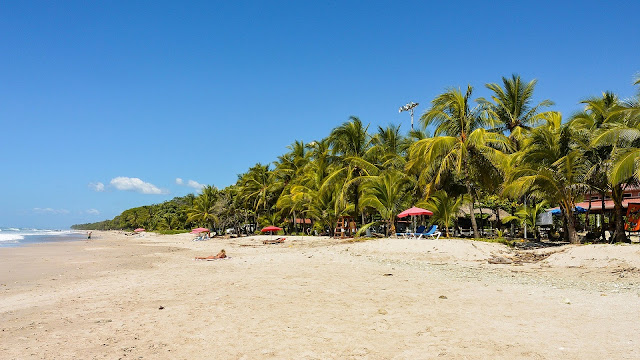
[1,1,639,229]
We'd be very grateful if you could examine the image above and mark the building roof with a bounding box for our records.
[574,198,640,212]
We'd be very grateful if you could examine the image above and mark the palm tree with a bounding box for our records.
[503,112,587,244]
[259,212,282,228]
[238,163,276,216]
[274,140,309,185]
[274,140,311,233]
[369,124,409,171]
[325,116,378,225]
[418,190,465,238]
[479,74,554,150]
[201,185,219,200]
[407,85,510,238]
[360,170,413,236]
[590,85,640,242]
[305,183,351,237]
[187,193,218,229]
[571,92,626,241]
[501,200,548,241]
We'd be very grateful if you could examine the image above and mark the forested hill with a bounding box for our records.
[71,194,196,231]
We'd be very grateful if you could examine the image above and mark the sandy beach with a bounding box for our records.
[1,232,639,360]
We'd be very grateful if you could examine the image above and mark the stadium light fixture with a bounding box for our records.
[399,102,419,130]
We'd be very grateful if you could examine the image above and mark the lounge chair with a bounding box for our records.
[416,225,441,240]
[263,237,286,244]
[410,225,426,238]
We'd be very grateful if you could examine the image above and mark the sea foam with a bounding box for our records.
[0,234,24,242]
[0,228,78,244]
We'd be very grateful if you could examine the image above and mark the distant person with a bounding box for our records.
[87,231,92,240]
[195,249,227,260]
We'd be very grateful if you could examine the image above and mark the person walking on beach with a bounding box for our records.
[87,231,92,240]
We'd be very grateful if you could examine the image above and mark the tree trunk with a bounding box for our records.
[465,181,479,238]
[385,218,390,237]
[601,192,606,242]
[566,215,579,244]
[329,219,334,237]
[563,207,579,244]
[611,185,629,243]
[586,196,592,230]
[479,207,485,236]
[293,211,297,235]
[353,181,360,227]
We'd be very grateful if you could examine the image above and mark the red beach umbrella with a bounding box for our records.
[261,226,282,233]
[397,207,433,234]
[261,225,282,240]
[191,227,210,234]
[134,228,145,232]
[397,206,433,218]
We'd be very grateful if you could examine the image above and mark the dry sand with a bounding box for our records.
[1,232,639,359]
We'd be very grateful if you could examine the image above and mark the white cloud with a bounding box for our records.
[175,177,206,192]
[187,180,205,191]
[89,182,105,192]
[110,177,166,194]
[33,207,70,215]
[86,209,100,215]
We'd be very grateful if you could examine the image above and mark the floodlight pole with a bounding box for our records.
[399,102,419,130]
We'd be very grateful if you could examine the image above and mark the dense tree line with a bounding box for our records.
[74,74,640,243]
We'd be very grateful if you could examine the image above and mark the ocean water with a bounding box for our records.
[0,227,86,248]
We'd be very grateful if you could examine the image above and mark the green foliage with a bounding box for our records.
[418,190,466,238]
[155,229,190,235]
[72,74,640,245]
[360,170,413,236]
[501,200,548,240]
[72,195,193,231]
[407,85,510,238]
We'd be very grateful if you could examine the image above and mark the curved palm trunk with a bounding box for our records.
[611,185,628,243]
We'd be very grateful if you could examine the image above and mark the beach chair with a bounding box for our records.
[416,225,441,240]
[408,225,426,239]
[429,228,442,240]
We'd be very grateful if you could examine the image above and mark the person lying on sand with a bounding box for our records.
[263,237,285,244]
[195,249,227,260]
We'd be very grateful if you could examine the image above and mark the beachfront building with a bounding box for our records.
[571,186,640,241]
[578,185,640,214]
